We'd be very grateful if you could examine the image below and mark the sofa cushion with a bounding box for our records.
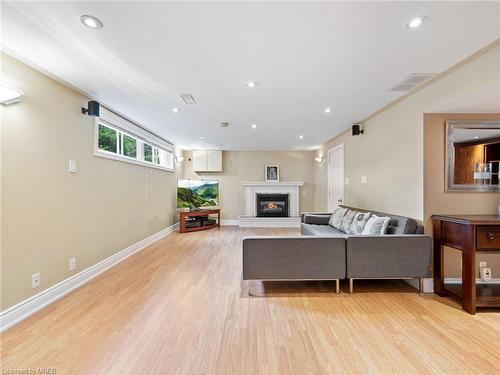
[349,211,372,234]
[301,223,347,238]
[303,214,331,225]
[328,207,347,230]
[340,209,357,233]
[362,215,391,235]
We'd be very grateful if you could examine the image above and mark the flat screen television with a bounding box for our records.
[177,179,219,209]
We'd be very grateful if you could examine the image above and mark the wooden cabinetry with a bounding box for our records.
[193,150,222,172]
[432,215,500,314]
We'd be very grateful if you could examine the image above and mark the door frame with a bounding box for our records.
[327,143,345,212]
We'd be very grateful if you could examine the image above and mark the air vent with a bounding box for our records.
[180,94,196,104]
[390,73,437,92]
[220,122,229,128]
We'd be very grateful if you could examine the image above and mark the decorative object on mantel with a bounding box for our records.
[265,165,279,182]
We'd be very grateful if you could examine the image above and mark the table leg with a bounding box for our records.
[462,226,476,314]
[433,220,444,296]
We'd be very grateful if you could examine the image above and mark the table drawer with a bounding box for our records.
[477,226,500,249]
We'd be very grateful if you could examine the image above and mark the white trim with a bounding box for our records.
[0,222,179,333]
[93,151,174,172]
[405,278,434,293]
[444,277,500,284]
[220,219,239,226]
[238,216,301,228]
[241,181,304,186]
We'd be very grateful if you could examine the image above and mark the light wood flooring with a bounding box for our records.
[1,227,500,374]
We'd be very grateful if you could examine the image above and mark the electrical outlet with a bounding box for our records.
[32,273,40,288]
[69,257,76,271]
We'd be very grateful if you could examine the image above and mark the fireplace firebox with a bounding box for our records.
[256,193,289,217]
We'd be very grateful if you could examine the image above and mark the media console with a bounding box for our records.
[179,209,221,233]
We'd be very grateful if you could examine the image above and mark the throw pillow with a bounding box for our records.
[348,211,372,234]
[362,215,391,235]
[340,209,357,233]
[328,207,347,229]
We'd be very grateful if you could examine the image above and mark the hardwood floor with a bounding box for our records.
[1,227,499,375]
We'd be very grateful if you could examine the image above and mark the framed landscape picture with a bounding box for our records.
[265,165,279,182]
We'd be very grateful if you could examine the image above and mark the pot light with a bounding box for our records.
[246,81,257,88]
[80,15,103,29]
[324,108,331,114]
[299,134,304,139]
[172,107,180,113]
[407,16,426,29]
[200,136,205,140]
[251,124,257,129]
[474,136,480,139]
[0,85,23,105]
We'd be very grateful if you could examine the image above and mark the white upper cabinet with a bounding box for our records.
[193,150,222,172]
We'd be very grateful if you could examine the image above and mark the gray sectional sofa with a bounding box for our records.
[242,206,432,293]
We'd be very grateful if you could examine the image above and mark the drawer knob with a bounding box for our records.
[487,232,495,240]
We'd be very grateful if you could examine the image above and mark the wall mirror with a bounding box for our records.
[446,120,500,192]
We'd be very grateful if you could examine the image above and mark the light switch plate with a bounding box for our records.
[68,160,77,173]
[361,176,368,184]
[32,273,40,288]
[345,177,350,185]
[69,257,76,271]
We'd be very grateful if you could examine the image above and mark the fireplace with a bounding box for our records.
[256,193,289,217]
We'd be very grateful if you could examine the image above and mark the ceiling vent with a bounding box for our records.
[220,122,229,128]
[390,73,437,92]
[180,94,196,104]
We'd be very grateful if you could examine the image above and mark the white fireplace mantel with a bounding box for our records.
[239,181,304,227]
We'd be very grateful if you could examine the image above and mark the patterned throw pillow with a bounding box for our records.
[340,209,357,233]
[362,215,391,235]
[328,207,347,230]
[348,211,372,234]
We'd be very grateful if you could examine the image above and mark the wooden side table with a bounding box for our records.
[432,214,500,314]
[179,209,221,233]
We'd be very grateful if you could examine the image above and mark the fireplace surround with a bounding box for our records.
[256,193,289,217]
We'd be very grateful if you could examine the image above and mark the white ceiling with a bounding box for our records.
[2,2,500,150]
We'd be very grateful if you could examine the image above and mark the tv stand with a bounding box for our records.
[179,209,221,233]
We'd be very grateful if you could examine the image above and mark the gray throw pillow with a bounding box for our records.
[348,211,372,234]
[329,207,347,230]
[362,215,391,235]
[340,209,357,233]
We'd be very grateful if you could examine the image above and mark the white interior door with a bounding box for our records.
[328,144,344,212]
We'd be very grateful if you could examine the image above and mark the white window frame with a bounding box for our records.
[94,108,174,172]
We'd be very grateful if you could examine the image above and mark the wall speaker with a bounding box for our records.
[352,124,364,136]
[81,100,100,117]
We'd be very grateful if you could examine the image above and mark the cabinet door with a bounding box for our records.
[207,150,222,171]
[193,151,207,171]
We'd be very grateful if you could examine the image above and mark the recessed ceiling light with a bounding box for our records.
[251,124,257,129]
[80,15,103,29]
[407,16,426,29]
[0,85,23,105]
[474,136,480,139]
[246,81,257,88]
[172,107,180,113]
[200,136,205,140]
[299,135,304,139]
[324,108,331,114]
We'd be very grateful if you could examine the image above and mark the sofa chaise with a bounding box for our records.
[242,206,432,293]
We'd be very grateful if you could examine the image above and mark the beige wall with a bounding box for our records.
[182,151,315,220]
[424,113,500,277]
[314,43,500,222]
[1,53,181,310]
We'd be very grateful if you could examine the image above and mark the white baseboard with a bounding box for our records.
[444,277,500,284]
[405,278,434,293]
[0,222,179,333]
[220,219,239,226]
